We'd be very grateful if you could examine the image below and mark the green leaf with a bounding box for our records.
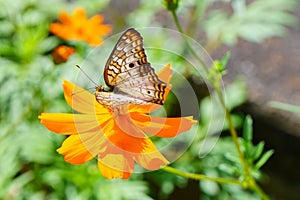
[200,180,220,196]
[242,115,253,159]
[224,152,241,164]
[237,23,285,43]
[96,180,152,200]
[268,101,300,114]
[0,20,14,37]
[200,169,220,196]
[224,78,247,111]
[253,141,265,160]
[222,113,244,130]
[204,0,297,45]
[255,150,274,169]
[36,36,60,54]
[220,51,231,70]
[243,115,253,142]
[218,163,236,175]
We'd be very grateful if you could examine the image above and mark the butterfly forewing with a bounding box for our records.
[97,28,167,106]
[104,28,148,87]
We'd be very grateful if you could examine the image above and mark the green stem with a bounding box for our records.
[168,7,269,200]
[162,166,242,186]
[214,58,269,200]
[216,88,250,178]
[171,7,251,181]
[250,181,269,200]
[170,10,209,75]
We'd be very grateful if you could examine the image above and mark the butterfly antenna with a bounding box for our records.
[71,86,96,96]
[75,65,98,86]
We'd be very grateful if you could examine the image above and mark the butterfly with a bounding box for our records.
[95,28,167,107]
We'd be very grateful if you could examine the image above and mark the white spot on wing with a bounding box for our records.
[108,65,119,73]
[117,58,123,66]
[126,55,135,63]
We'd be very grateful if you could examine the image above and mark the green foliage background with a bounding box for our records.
[0,0,297,199]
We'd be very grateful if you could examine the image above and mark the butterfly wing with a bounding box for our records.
[114,63,166,104]
[103,28,166,105]
[104,28,147,87]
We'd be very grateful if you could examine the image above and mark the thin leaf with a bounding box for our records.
[243,115,253,142]
[218,163,236,175]
[268,101,300,114]
[255,150,274,169]
[204,0,297,44]
[220,51,231,69]
[242,115,253,159]
[237,23,286,43]
[253,141,265,160]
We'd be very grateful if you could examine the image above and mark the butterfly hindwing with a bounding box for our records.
[115,64,166,104]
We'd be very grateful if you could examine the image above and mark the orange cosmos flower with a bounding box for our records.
[39,64,197,179]
[52,45,75,64]
[50,7,111,46]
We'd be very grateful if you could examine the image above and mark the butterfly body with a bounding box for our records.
[95,28,166,107]
[95,90,150,107]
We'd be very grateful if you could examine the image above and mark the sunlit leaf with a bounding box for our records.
[204,0,297,45]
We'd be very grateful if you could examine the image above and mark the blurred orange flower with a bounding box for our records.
[50,7,111,46]
[39,64,197,179]
[52,45,75,64]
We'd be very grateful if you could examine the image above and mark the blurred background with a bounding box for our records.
[0,0,299,199]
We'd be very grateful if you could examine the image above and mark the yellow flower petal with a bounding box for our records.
[39,63,198,179]
[135,152,169,170]
[57,135,94,164]
[98,154,133,179]
[134,135,169,170]
[39,113,111,135]
[63,79,109,114]
[131,113,197,138]
[106,114,149,153]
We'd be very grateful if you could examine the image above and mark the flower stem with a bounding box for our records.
[170,9,209,75]
[216,88,250,177]
[162,166,242,186]
[171,6,251,180]
[215,78,269,200]
[168,7,269,200]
